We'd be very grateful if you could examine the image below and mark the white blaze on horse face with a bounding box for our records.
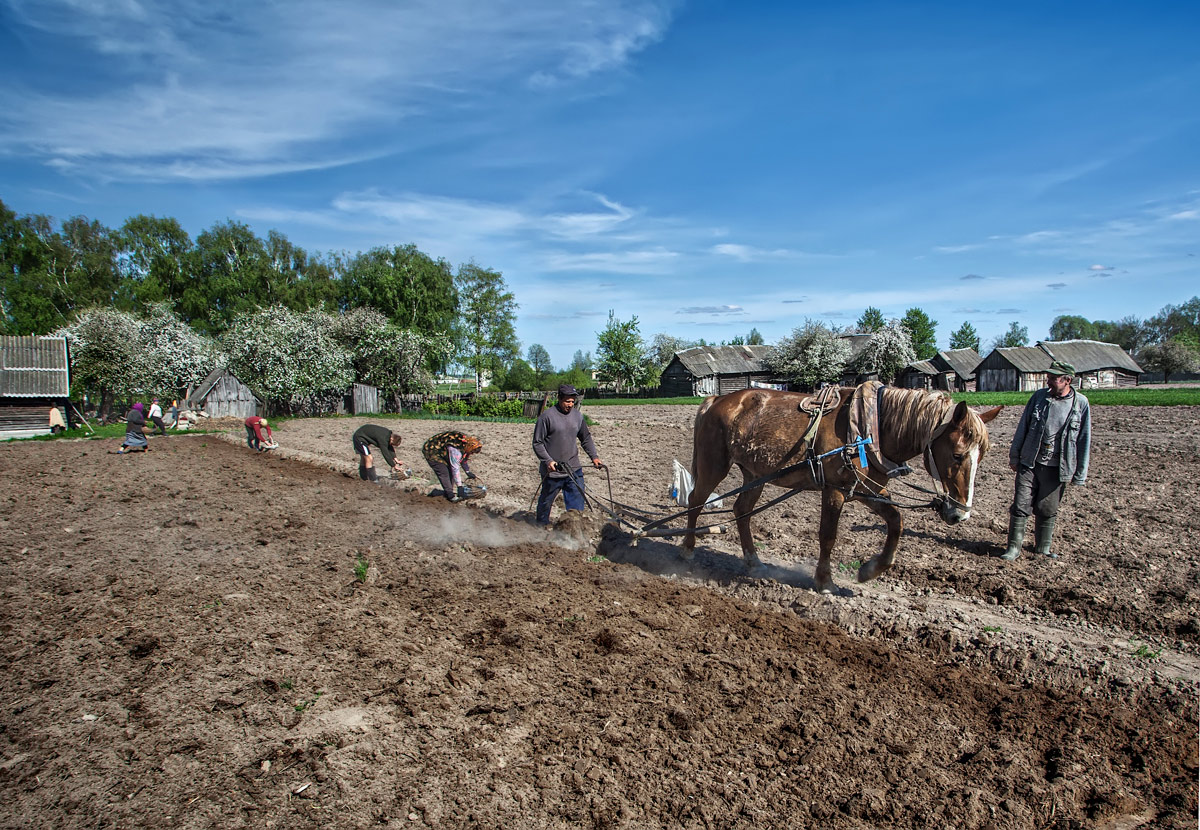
[961,445,980,515]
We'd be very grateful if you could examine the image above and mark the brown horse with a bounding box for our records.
[682,386,1001,592]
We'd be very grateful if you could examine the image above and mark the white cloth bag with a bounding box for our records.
[670,459,723,509]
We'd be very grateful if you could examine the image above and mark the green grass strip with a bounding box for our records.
[952,387,1200,407]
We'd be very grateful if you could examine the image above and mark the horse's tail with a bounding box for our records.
[691,396,719,475]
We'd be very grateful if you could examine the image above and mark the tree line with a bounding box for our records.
[4,197,1196,404]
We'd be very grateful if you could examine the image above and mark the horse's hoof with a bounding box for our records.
[678,548,695,562]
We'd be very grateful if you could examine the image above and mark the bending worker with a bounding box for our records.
[999,360,1091,561]
[352,423,406,483]
[532,384,603,525]
[245,415,276,451]
[422,430,483,502]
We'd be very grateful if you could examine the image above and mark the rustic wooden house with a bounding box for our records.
[186,368,262,418]
[975,346,1053,392]
[659,345,776,397]
[977,340,1141,392]
[899,348,982,391]
[0,335,71,438]
[896,359,939,389]
[1036,340,1142,388]
[934,348,981,392]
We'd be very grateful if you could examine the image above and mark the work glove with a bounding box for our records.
[456,486,468,499]
[466,471,477,480]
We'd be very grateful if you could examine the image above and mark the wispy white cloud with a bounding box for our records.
[1088,263,1112,271]
[1168,209,1198,220]
[711,243,792,261]
[541,248,680,273]
[0,0,677,181]
[676,305,744,315]
[933,244,981,254]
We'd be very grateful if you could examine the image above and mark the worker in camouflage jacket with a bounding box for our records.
[422,431,483,502]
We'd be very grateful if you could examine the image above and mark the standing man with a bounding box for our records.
[422,431,483,502]
[147,398,167,436]
[532,384,603,525]
[352,423,407,483]
[999,360,1091,561]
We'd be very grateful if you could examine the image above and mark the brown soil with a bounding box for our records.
[0,403,1196,829]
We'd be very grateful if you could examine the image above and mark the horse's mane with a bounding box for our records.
[878,387,991,453]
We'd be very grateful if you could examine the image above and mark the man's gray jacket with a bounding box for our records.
[1009,387,1091,485]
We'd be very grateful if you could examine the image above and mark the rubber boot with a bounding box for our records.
[999,516,1028,561]
[1034,517,1057,559]
[366,467,379,483]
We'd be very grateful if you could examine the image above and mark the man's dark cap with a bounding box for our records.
[558,384,579,399]
[1047,360,1075,377]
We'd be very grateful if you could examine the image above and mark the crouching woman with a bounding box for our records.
[422,431,483,502]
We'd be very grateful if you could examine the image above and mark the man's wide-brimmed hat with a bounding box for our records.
[558,384,579,399]
[1047,360,1076,377]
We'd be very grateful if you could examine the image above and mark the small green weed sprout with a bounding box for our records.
[981,625,1003,633]
[837,559,863,574]
[1131,642,1162,660]
[354,553,369,582]
[294,692,323,712]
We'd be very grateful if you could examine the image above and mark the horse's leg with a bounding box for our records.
[681,452,730,561]
[815,487,846,593]
[732,470,765,569]
[856,497,903,583]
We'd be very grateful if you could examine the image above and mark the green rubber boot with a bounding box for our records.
[999,516,1028,561]
[1035,517,1058,559]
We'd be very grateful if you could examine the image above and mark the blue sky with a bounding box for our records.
[2,0,1197,368]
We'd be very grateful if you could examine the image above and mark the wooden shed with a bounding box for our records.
[0,335,71,438]
[1036,340,1142,388]
[977,340,1142,392]
[659,345,776,397]
[932,348,981,392]
[975,346,1054,392]
[896,359,939,390]
[186,368,262,418]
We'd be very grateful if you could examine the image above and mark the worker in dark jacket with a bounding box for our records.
[422,431,483,502]
[999,360,1091,561]
[532,384,603,525]
[118,402,148,454]
[351,424,406,483]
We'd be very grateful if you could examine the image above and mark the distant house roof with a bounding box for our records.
[903,359,938,376]
[673,345,773,377]
[1,335,70,398]
[839,333,873,360]
[187,367,262,408]
[1037,339,1142,374]
[934,348,981,379]
[989,346,1053,373]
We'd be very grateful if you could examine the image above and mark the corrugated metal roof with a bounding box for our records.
[935,348,981,379]
[0,335,70,397]
[673,345,773,377]
[1037,340,1142,373]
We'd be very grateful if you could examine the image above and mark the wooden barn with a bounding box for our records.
[935,348,981,391]
[0,335,71,438]
[186,368,262,418]
[975,346,1054,392]
[659,345,776,397]
[1037,340,1142,388]
[899,348,982,391]
[976,340,1141,391]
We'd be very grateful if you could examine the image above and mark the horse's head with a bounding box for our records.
[924,402,1002,525]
